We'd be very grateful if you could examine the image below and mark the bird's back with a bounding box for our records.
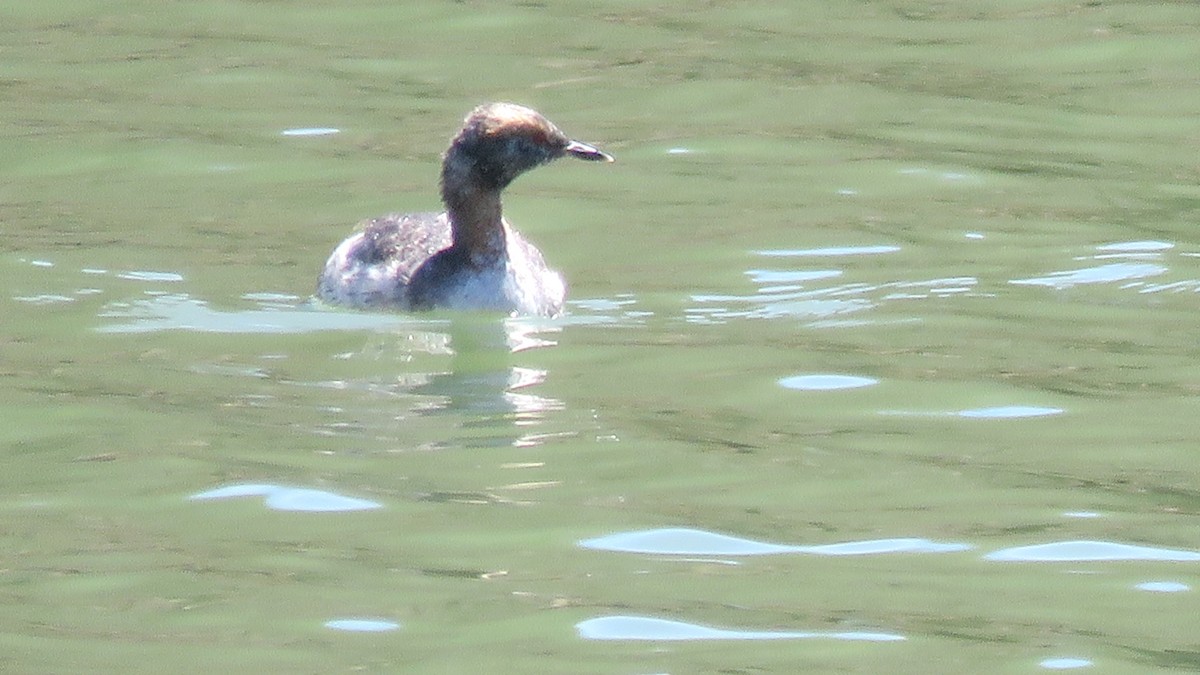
[316,212,451,308]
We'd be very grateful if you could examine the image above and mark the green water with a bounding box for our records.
[4,1,1200,672]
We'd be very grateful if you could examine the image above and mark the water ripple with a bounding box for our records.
[281,127,340,136]
[575,616,905,642]
[985,540,1200,562]
[1135,581,1189,593]
[117,270,185,282]
[324,618,400,632]
[1009,262,1167,289]
[189,483,382,512]
[755,245,901,257]
[13,294,76,305]
[958,406,1063,419]
[1095,240,1173,253]
[779,374,878,391]
[98,293,412,334]
[881,405,1064,419]
[689,276,976,323]
[1040,657,1093,670]
[745,269,842,284]
[578,528,970,556]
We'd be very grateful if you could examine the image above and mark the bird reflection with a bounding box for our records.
[397,316,563,445]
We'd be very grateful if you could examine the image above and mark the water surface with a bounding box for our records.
[3,1,1200,672]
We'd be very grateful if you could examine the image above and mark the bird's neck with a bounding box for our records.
[441,159,506,265]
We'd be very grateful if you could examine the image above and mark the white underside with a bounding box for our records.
[317,221,566,316]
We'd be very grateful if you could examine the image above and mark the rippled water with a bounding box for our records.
[4,1,1200,672]
[575,616,905,642]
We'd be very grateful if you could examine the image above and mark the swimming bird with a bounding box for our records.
[317,103,613,316]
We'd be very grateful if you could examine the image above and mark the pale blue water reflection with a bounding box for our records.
[1095,241,1173,253]
[282,127,341,137]
[1040,657,1094,670]
[116,270,185,283]
[778,374,878,391]
[745,269,842,284]
[754,245,902,258]
[881,406,1064,419]
[190,484,382,512]
[1009,239,1193,291]
[7,1,1200,671]
[686,242,976,323]
[578,528,970,556]
[689,267,978,324]
[98,293,412,334]
[1134,582,1189,593]
[691,230,979,324]
[957,406,1064,419]
[575,616,904,642]
[985,541,1200,563]
[1010,262,1167,290]
[1062,511,1103,519]
[13,293,76,305]
[324,619,400,632]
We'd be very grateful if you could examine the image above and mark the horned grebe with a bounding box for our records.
[316,103,613,316]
